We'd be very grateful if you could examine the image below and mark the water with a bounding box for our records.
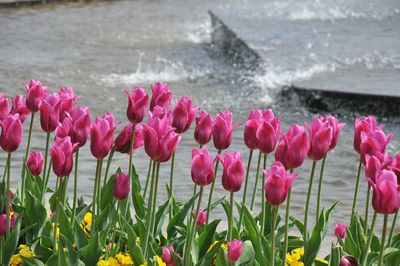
[0,0,399,253]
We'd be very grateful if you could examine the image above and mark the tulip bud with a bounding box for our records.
[360,129,392,162]
[339,255,358,266]
[25,79,48,113]
[90,113,118,159]
[256,110,281,154]
[334,223,346,239]
[263,161,298,205]
[354,116,382,154]
[125,87,149,124]
[0,93,10,121]
[51,137,76,177]
[11,95,30,122]
[369,170,400,214]
[212,110,239,151]
[227,239,242,262]
[150,82,172,111]
[194,111,213,146]
[59,87,78,120]
[26,151,44,176]
[306,117,333,161]
[191,147,214,186]
[142,117,181,162]
[194,209,207,226]
[0,212,17,236]
[320,115,345,150]
[113,173,130,200]
[161,246,175,265]
[219,152,245,192]
[114,124,144,154]
[69,106,92,147]
[171,96,197,133]
[275,124,310,170]
[0,113,23,153]
[40,93,62,133]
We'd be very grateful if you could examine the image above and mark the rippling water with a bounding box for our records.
[0,0,399,248]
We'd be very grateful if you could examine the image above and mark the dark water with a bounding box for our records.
[0,0,399,252]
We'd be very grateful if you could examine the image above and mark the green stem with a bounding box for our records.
[260,153,267,235]
[206,150,221,225]
[21,112,35,203]
[143,160,157,257]
[150,162,161,235]
[169,152,176,221]
[361,211,377,266]
[316,154,327,222]
[250,151,262,211]
[71,149,79,229]
[185,186,204,266]
[0,237,3,262]
[304,160,317,249]
[364,187,371,235]
[238,149,253,231]
[143,159,153,199]
[387,209,399,247]
[5,153,11,239]
[228,191,234,242]
[271,206,278,266]
[188,184,198,226]
[62,175,69,206]
[129,124,136,207]
[351,155,363,223]
[96,158,103,216]
[41,132,51,203]
[282,187,292,264]
[103,148,115,186]
[378,215,388,266]
[53,176,61,252]
[91,159,101,232]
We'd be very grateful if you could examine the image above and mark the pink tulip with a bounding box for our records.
[142,117,181,162]
[263,161,298,205]
[219,152,245,192]
[56,106,92,148]
[150,82,172,111]
[339,256,358,266]
[40,93,62,133]
[11,95,30,122]
[334,223,346,239]
[113,172,130,200]
[90,113,118,159]
[51,137,76,177]
[360,129,392,162]
[150,106,171,121]
[320,115,345,150]
[227,239,243,262]
[26,151,44,176]
[125,87,149,124]
[0,93,10,121]
[25,79,48,113]
[244,118,259,150]
[306,117,333,161]
[0,212,17,236]
[0,114,23,153]
[162,246,175,265]
[368,170,400,214]
[194,209,207,226]
[354,116,382,154]
[191,147,214,186]
[194,111,213,146]
[114,124,144,154]
[256,109,281,154]
[275,124,310,170]
[212,110,239,151]
[364,153,392,183]
[59,87,79,120]
[171,96,197,133]
[389,154,400,184]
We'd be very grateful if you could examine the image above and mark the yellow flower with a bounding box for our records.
[83,212,92,227]
[315,257,328,264]
[292,248,304,256]
[139,263,147,266]
[52,223,60,238]
[155,256,166,266]
[107,257,120,266]
[80,223,91,238]
[10,254,22,266]
[18,244,30,250]
[97,259,110,266]
[286,253,301,263]
[19,249,34,258]
[207,240,219,254]
[116,252,133,266]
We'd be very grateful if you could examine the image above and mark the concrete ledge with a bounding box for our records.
[0,0,116,8]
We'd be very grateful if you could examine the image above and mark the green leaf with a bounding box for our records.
[60,234,84,266]
[328,243,342,266]
[21,257,45,266]
[78,232,101,266]
[154,198,171,236]
[3,215,22,265]
[236,240,256,265]
[57,203,74,243]
[131,164,146,219]
[100,173,116,211]
[120,215,145,265]
[24,191,47,243]
[198,220,220,259]
[196,241,222,266]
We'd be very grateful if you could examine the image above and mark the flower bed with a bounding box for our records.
[0,80,399,266]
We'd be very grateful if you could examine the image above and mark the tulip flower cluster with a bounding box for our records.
[0,79,399,266]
